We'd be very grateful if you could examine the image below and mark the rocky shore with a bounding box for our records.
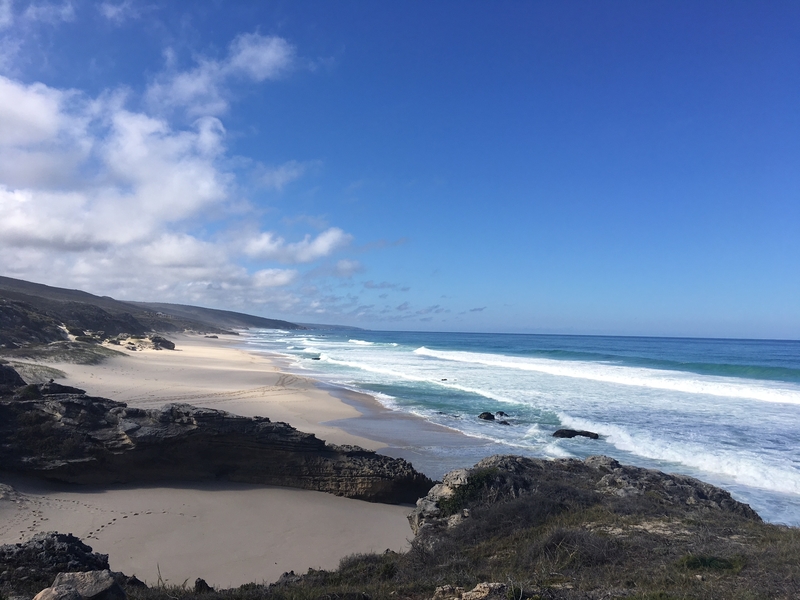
[0,366,432,504]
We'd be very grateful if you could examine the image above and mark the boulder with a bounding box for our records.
[478,412,495,421]
[495,411,508,417]
[33,584,84,600]
[0,364,26,389]
[149,336,175,350]
[553,428,599,439]
[52,570,126,600]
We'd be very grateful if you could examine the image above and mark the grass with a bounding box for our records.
[0,340,124,365]
[4,361,67,384]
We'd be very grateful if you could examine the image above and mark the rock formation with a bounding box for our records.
[0,374,433,504]
[409,454,760,534]
[0,533,110,591]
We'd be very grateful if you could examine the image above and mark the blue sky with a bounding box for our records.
[0,1,798,338]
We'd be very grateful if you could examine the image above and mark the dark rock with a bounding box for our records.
[123,576,145,589]
[478,412,495,421]
[39,381,87,396]
[0,533,110,589]
[0,364,26,390]
[52,570,126,600]
[495,411,508,417]
[194,578,213,593]
[204,335,218,339]
[0,394,433,504]
[553,428,599,439]
[497,420,510,426]
[149,336,174,350]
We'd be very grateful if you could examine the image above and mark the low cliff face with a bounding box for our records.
[0,380,433,504]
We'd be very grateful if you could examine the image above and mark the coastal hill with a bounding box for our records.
[0,275,304,350]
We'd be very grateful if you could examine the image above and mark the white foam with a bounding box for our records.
[557,413,800,495]
[414,347,800,405]
[348,339,374,345]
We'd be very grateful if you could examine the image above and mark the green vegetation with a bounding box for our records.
[0,341,124,365]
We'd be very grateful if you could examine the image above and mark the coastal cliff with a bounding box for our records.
[0,372,432,504]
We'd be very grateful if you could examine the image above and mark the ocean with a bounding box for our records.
[243,329,800,525]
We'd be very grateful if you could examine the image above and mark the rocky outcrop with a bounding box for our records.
[477,412,494,421]
[0,377,433,504]
[0,363,26,391]
[553,428,599,439]
[409,454,760,534]
[0,533,110,590]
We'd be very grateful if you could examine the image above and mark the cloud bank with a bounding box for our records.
[0,32,352,315]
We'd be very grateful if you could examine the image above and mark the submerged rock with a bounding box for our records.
[477,412,495,421]
[553,428,599,439]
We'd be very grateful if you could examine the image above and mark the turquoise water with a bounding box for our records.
[244,330,800,525]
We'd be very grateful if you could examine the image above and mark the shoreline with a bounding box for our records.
[0,332,438,587]
[234,334,500,480]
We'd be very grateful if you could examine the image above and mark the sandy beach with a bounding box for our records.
[0,333,417,587]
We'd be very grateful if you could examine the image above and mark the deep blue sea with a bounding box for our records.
[244,330,800,525]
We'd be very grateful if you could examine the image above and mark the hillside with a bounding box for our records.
[0,276,303,351]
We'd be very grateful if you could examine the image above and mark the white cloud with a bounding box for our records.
[335,259,363,277]
[23,1,74,24]
[0,75,65,146]
[244,228,353,264]
[259,159,315,191]
[98,0,138,24]
[227,33,294,81]
[146,32,294,117]
[0,32,378,322]
[0,67,353,312]
[253,268,297,288]
[0,0,13,29]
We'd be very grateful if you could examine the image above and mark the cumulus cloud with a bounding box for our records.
[0,40,353,316]
[244,227,353,264]
[146,33,295,116]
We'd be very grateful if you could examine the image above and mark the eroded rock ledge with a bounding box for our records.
[409,454,760,534]
[0,379,433,504]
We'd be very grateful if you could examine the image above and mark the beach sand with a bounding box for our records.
[0,333,414,587]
